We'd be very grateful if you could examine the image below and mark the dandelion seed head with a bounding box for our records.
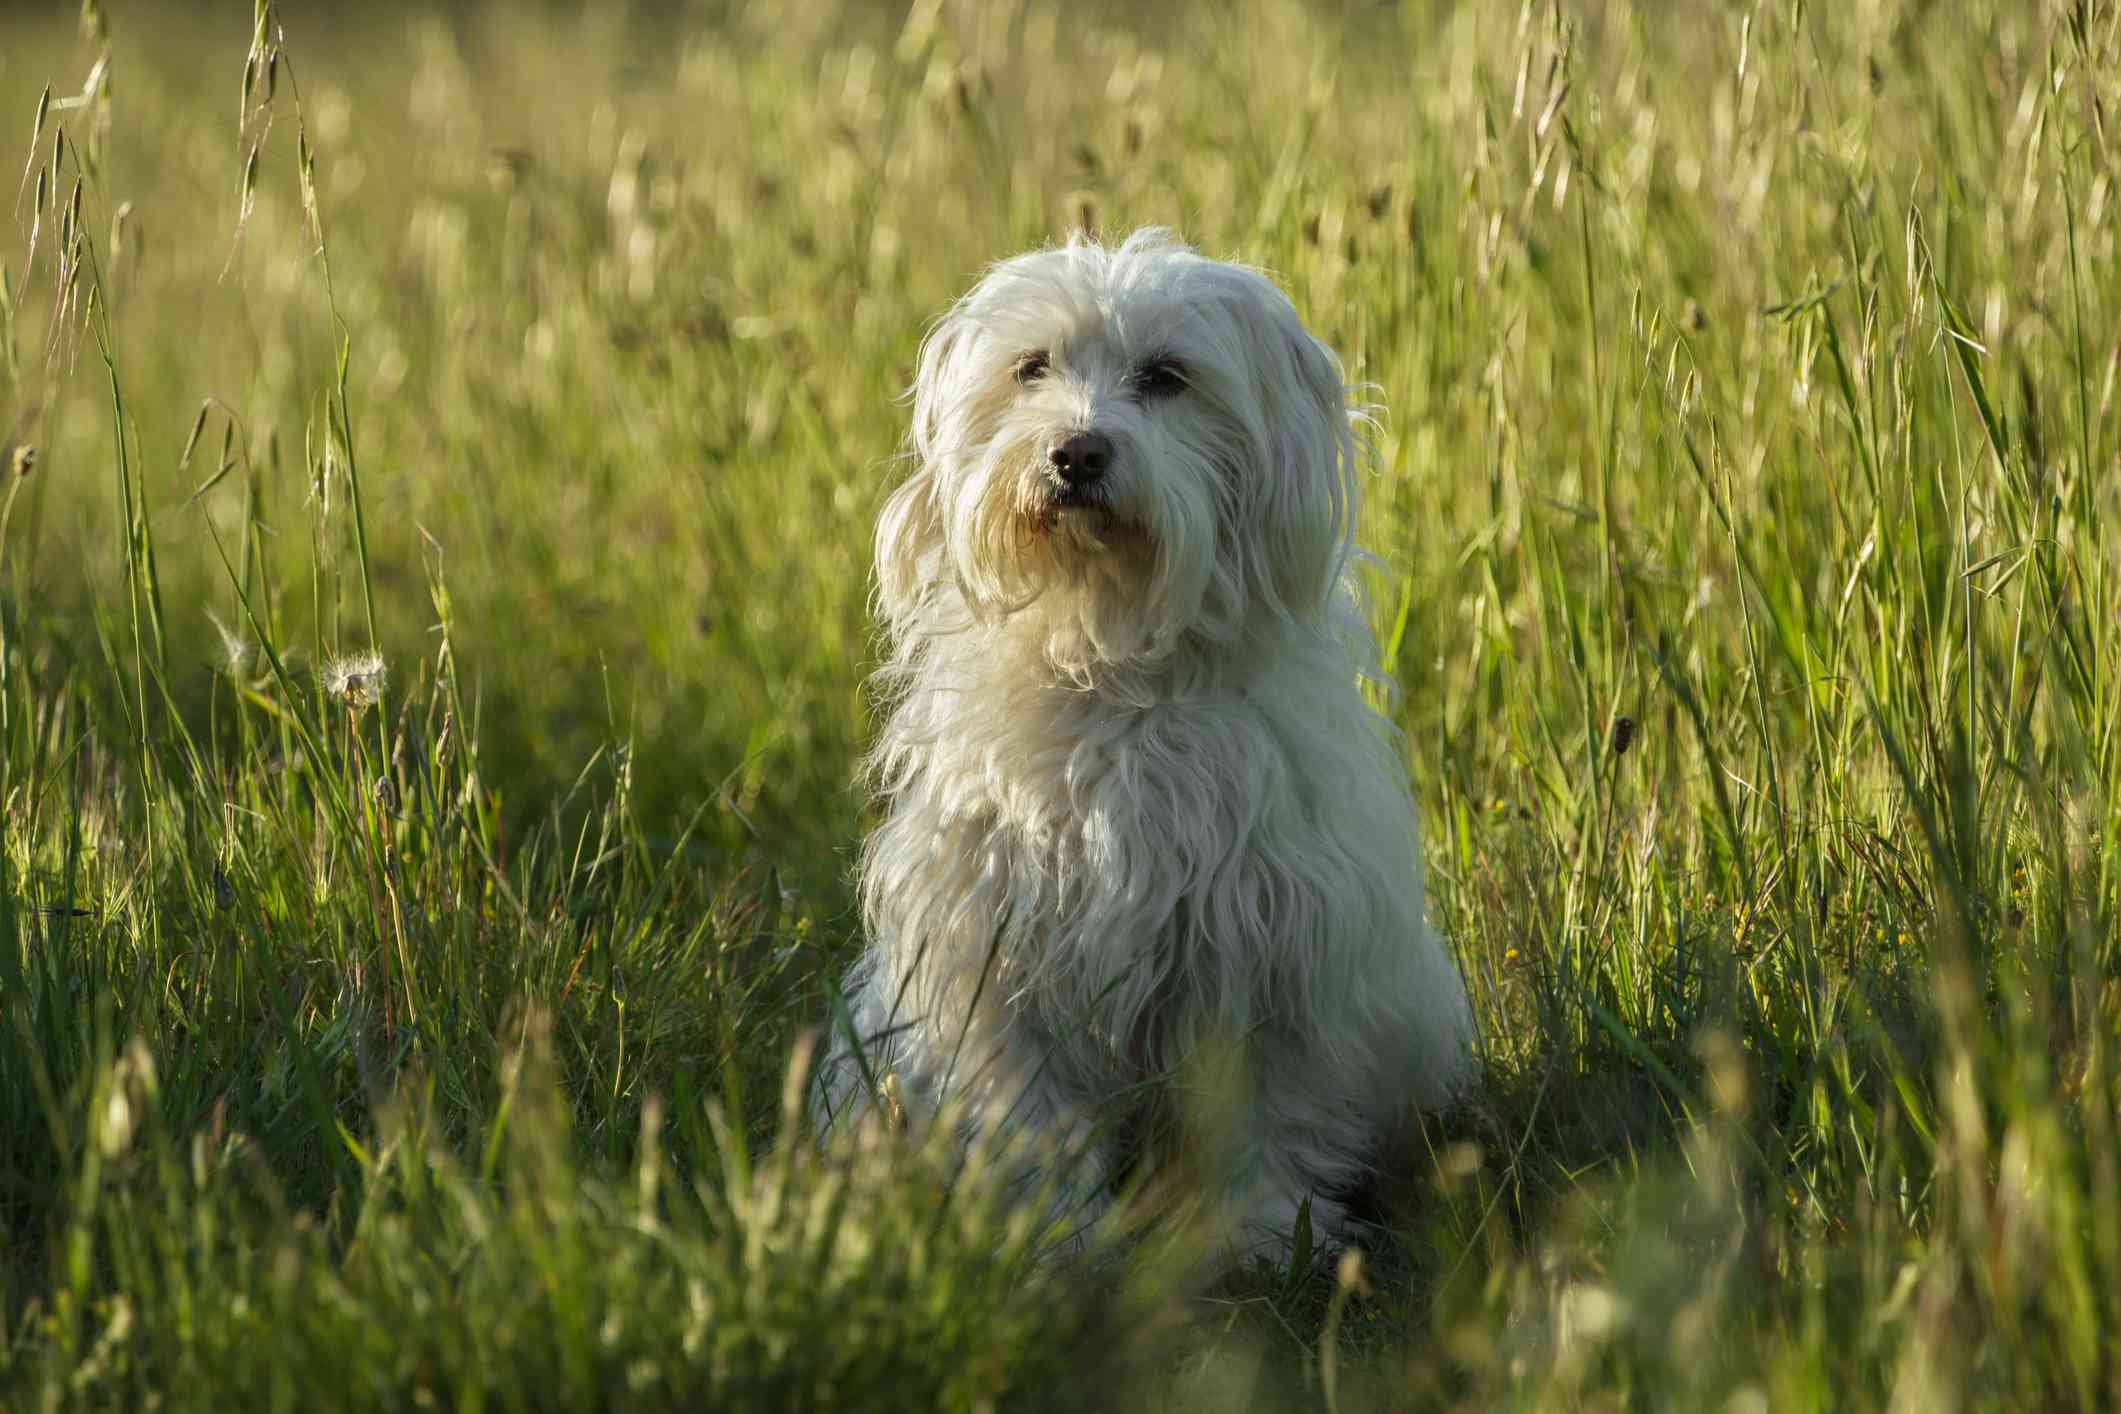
[322,651,387,709]
[208,611,254,679]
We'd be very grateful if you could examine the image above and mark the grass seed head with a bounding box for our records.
[20,84,50,202]
[323,650,388,709]
[207,611,253,677]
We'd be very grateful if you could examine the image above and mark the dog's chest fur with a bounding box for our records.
[865,627,1389,1082]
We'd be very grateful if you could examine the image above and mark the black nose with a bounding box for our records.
[1048,432,1112,486]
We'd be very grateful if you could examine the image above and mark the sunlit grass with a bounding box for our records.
[2,0,2118,1408]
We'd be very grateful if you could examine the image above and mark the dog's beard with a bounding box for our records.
[941,440,1153,666]
[935,429,1234,676]
[1013,472,1156,568]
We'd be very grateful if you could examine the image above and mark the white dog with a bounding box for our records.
[815,228,1475,1262]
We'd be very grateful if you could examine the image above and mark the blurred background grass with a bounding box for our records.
[2,0,2119,1408]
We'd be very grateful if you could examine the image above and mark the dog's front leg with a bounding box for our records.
[1218,1047,1376,1267]
[955,1013,1129,1255]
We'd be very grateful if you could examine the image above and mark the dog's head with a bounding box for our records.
[879,228,1360,671]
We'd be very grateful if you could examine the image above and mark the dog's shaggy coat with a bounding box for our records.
[816,229,1475,1258]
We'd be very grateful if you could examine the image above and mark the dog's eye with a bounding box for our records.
[1014,350,1051,384]
[1133,358,1188,399]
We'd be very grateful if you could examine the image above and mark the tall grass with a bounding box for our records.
[1,0,2117,1407]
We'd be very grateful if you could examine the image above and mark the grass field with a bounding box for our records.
[2,0,2118,1407]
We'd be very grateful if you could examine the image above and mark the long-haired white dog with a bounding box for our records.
[815,228,1475,1261]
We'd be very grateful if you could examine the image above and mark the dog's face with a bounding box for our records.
[879,229,1358,670]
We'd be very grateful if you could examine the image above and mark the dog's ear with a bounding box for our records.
[876,310,976,627]
[1229,279,1358,618]
[874,463,941,628]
